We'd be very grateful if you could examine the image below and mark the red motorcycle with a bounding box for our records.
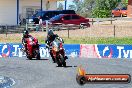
[51,38,67,67]
[25,37,40,60]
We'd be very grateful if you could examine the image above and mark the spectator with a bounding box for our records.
[39,16,42,25]
[36,16,43,31]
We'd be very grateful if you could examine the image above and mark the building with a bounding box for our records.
[0,0,59,25]
[127,0,132,17]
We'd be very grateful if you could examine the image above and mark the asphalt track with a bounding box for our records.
[0,57,132,88]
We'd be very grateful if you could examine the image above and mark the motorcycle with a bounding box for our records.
[25,37,40,60]
[51,38,67,67]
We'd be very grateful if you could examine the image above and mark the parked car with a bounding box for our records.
[112,7,127,17]
[43,14,90,29]
[28,10,76,24]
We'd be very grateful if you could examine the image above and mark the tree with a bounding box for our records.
[83,0,95,10]
[68,5,76,11]
[82,0,95,17]
[73,0,90,17]
[72,0,119,18]
[72,0,96,17]
[120,0,128,8]
[57,3,63,10]
[92,0,119,18]
[73,0,83,12]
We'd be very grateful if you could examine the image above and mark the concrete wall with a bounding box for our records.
[20,0,48,18]
[19,0,57,18]
[0,0,17,25]
[0,0,57,25]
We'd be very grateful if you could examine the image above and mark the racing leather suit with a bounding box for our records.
[22,35,34,55]
[45,34,64,62]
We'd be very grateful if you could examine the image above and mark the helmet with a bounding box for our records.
[48,29,54,37]
[23,30,29,37]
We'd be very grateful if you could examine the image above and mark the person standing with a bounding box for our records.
[36,16,43,31]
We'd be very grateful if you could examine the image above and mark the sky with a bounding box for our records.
[57,0,75,9]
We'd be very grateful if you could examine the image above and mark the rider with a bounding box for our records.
[45,29,64,63]
[22,30,35,54]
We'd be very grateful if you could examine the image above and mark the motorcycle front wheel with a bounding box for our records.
[28,56,32,60]
[36,53,40,60]
[35,50,40,60]
[56,58,62,67]
[59,54,66,67]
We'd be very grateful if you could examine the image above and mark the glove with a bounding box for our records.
[59,37,64,43]
[46,44,49,49]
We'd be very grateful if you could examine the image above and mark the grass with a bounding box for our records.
[39,37,132,44]
[0,33,132,44]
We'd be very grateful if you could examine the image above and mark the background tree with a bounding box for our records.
[73,0,83,12]
[73,0,95,17]
[57,3,63,10]
[92,0,119,18]
[119,0,128,8]
[82,0,95,17]
[68,4,76,11]
[71,0,120,18]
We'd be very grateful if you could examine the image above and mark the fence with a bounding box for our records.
[0,25,24,34]
[0,19,132,38]
[50,25,132,38]
[52,18,132,38]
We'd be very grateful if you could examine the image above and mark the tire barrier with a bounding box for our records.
[0,43,132,58]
